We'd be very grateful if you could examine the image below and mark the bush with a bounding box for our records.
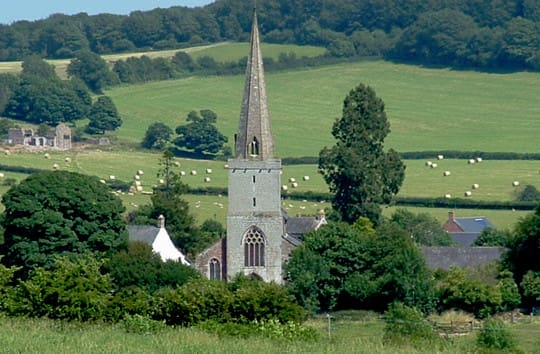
[476,317,518,351]
[198,319,318,341]
[383,303,438,348]
[15,256,112,321]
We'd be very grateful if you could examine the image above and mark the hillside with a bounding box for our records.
[108,60,540,156]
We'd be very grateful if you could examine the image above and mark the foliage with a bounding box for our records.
[435,267,503,318]
[153,278,234,326]
[0,74,20,114]
[520,271,540,306]
[86,96,122,134]
[0,260,20,316]
[389,209,456,246]
[476,317,518,351]
[1,170,128,273]
[228,275,305,325]
[515,184,540,202]
[15,255,112,321]
[141,122,173,150]
[67,50,117,93]
[174,109,228,156]
[497,270,521,312]
[103,241,199,294]
[504,203,540,285]
[319,83,405,225]
[285,221,435,312]
[4,57,92,125]
[383,303,437,348]
[473,227,511,247]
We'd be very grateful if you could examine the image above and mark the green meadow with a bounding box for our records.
[108,60,540,156]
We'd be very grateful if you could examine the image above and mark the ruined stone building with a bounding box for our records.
[7,123,72,150]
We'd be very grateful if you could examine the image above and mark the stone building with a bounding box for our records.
[7,123,72,150]
[195,8,325,283]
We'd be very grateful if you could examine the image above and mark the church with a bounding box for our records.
[194,8,325,283]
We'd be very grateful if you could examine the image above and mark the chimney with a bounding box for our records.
[157,214,165,228]
[448,211,455,222]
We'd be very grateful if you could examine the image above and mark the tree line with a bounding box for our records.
[0,0,539,71]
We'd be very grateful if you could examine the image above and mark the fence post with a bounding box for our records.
[470,321,474,332]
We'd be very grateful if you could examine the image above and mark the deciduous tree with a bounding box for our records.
[1,171,127,273]
[141,122,173,150]
[319,83,405,225]
[174,109,228,157]
[86,96,122,134]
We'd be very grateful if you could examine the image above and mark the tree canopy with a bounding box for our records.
[174,109,228,156]
[319,83,405,225]
[86,96,122,134]
[141,122,173,150]
[67,50,117,93]
[1,171,128,272]
[285,220,435,312]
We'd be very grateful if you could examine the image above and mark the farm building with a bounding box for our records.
[127,215,190,264]
[6,123,72,150]
[442,211,494,246]
[194,9,325,283]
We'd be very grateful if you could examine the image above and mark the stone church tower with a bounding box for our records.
[226,8,284,283]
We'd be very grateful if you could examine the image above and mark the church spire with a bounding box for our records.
[234,6,274,160]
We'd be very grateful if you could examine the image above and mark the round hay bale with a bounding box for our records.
[444,194,452,199]
[4,150,10,155]
[425,161,433,167]
[159,179,165,184]
[174,161,180,167]
[204,177,211,183]
[291,182,299,188]
[464,191,472,197]
[224,164,229,168]
[64,157,71,163]
[190,170,197,176]
[472,183,479,189]
[137,170,144,175]
[44,153,50,159]
[109,175,115,180]
[99,179,106,184]
[136,186,143,192]
[476,157,483,163]
[303,175,310,181]
[437,155,444,160]
[431,163,438,168]
[134,175,141,181]
[512,181,520,187]
[206,168,213,174]
[0,173,4,178]
[52,163,59,170]
[443,171,451,176]
[282,185,288,191]
[134,181,141,187]
[180,171,186,176]
[289,177,296,183]
[468,159,476,164]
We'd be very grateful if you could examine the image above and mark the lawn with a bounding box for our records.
[107,60,540,156]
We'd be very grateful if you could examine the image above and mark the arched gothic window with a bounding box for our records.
[209,258,221,280]
[243,227,265,267]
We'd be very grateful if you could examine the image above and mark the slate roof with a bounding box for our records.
[422,246,505,270]
[453,217,493,233]
[127,225,160,244]
[286,217,323,236]
[449,232,482,246]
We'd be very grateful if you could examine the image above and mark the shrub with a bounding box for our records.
[106,286,154,322]
[476,317,517,351]
[15,256,112,321]
[383,303,438,348]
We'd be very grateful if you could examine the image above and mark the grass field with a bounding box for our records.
[0,42,325,79]
[107,60,540,156]
[0,149,534,229]
[0,315,538,354]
